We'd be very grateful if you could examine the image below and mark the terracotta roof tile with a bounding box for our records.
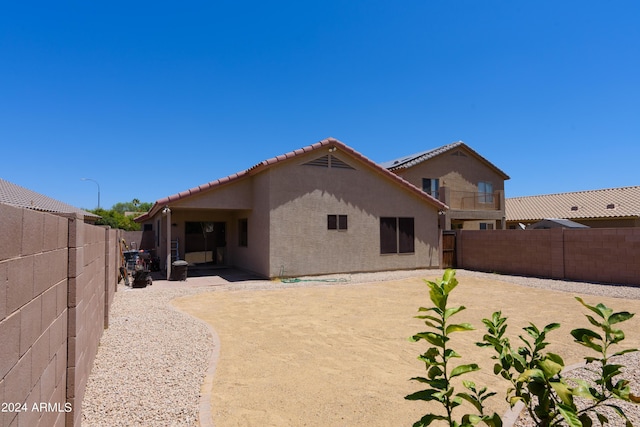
[506,186,640,221]
[137,137,448,221]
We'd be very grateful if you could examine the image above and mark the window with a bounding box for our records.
[143,223,152,231]
[328,215,348,230]
[479,223,494,230]
[422,178,439,199]
[380,217,414,254]
[478,181,494,203]
[239,218,248,247]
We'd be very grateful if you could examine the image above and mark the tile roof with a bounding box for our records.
[380,141,510,179]
[0,178,99,219]
[137,137,449,221]
[506,186,640,221]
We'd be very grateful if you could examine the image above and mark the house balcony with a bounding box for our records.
[438,187,506,229]
[444,189,501,211]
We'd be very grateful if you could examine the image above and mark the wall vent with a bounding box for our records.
[303,155,355,170]
[304,155,330,167]
[330,156,355,169]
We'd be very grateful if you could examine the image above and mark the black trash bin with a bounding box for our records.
[170,260,188,281]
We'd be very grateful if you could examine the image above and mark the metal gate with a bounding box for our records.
[442,231,456,268]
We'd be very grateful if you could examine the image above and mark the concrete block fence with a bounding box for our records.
[0,204,121,427]
[457,228,640,286]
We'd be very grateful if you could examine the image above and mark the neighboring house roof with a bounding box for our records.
[380,141,510,180]
[137,137,449,222]
[526,218,590,229]
[0,178,100,219]
[506,186,640,221]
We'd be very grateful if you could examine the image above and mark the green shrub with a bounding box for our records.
[405,269,502,426]
[407,269,640,427]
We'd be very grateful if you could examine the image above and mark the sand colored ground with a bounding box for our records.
[172,274,640,427]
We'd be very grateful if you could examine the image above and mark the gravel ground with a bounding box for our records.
[81,269,640,426]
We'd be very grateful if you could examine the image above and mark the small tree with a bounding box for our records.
[406,269,502,426]
[479,298,639,426]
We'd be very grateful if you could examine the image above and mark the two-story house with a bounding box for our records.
[381,142,510,230]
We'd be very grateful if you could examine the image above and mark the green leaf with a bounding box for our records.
[543,322,561,333]
[557,403,582,427]
[612,348,638,357]
[446,323,475,334]
[480,413,503,427]
[412,332,446,347]
[570,379,596,400]
[575,297,612,320]
[578,413,593,427]
[538,358,563,378]
[610,328,625,344]
[427,366,443,379]
[602,364,623,381]
[461,413,482,425]
[462,380,477,391]
[444,348,461,360]
[609,311,635,324]
[451,363,480,378]
[405,389,441,401]
[596,413,608,425]
[550,380,573,405]
[427,281,445,310]
[457,392,483,413]
[585,314,603,328]
[545,352,565,367]
[442,269,458,294]
[570,328,603,352]
[443,305,466,321]
[493,363,502,375]
[517,369,544,382]
[412,413,448,426]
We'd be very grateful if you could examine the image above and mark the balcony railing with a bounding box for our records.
[442,190,501,211]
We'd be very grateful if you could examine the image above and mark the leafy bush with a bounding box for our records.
[405,269,501,426]
[407,269,640,427]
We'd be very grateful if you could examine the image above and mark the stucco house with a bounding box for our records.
[135,138,448,278]
[506,186,640,229]
[381,142,510,230]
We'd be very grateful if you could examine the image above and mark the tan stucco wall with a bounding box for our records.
[173,178,253,210]
[393,147,506,230]
[394,148,505,197]
[265,150,441,277]
[142,148,443,278]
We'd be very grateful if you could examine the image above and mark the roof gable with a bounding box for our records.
[0,178,99,219]
[138,137,448,221]
[381,141,510,180]
[506,186,640,221]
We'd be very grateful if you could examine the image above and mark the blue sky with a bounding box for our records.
[2,1,639,210]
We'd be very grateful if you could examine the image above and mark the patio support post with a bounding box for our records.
[163,207,171,280]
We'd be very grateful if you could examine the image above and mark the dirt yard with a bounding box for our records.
[172,274,640,427]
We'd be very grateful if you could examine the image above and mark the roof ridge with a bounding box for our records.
[137,137,448,221]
